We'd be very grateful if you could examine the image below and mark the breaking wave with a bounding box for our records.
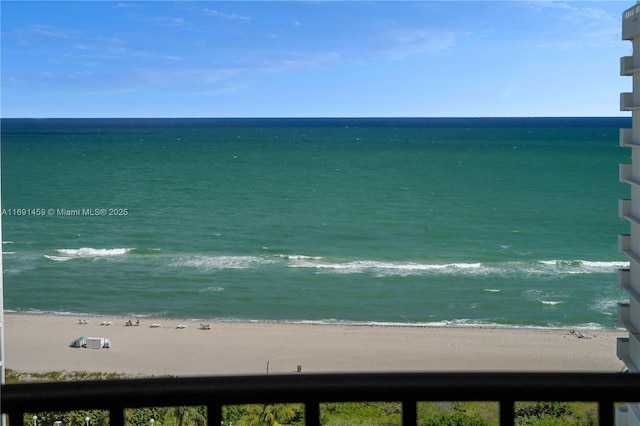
[284,256,627,277]
[40,249,628,278]
[537,260,628,274]
[173,255,276,270]
[45,247,133,261]
[288,258,491,277]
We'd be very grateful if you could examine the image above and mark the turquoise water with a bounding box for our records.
[0,117,631,328]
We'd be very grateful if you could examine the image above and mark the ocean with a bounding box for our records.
[0,117,632,329]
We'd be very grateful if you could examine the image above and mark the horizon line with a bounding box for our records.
[0,115,631,120]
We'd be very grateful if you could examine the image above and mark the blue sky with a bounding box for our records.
[0,1,634,118]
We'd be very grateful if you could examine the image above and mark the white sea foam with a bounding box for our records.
[43,255,72,262]
[200,286,225,292]
[278,254,324,261]
[47,247,132,260]
[537,259,628,274]
[175,255,275,270]
[523,290,570,308]
[579,260,630,272]
[288,258,492,276]
[591,297,625,314]
[163,252,629,279]
[283,256,628,277]
[286,318,603,330]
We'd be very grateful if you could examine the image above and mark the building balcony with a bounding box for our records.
[617,303,640,334]
[3,373,640,426]
[620,267,631,291]
[621,56,640,76]
[620,234,632,254]
[620,163,636,185]
[621,330,640,374]
[618,199,640,234]
[620,128,635,147]
[618,337,634,371]
[620,198,632,220]
[616,282,640,322]
[620,93,640,111]
[619,302,632,329]
[618,234,640,270]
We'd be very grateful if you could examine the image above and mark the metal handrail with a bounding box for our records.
[3,372,640,426]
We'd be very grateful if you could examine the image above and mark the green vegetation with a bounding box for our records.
[6,369,130,384]
[7,370,603,426]
[320,402,402,425]
[235,404,301,425]
[513,402,598,426]
[418,402,496,426]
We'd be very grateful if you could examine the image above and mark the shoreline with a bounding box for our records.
[4,313,628,376]
[4,310,618,331]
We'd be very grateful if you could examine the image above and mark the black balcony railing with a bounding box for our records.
[3,372,640,426]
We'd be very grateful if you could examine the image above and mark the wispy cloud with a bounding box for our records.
[114,3,142,9]
[199,83,249,96]
[526,1,619,49]
[137,67,240,86]
[253,51,342,72]
[141,15,186,27]
[204,8,251,21]
[21,24,75,40]
[9,19,186,64]
[377,29,466,60]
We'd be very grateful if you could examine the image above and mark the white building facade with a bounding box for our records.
[619,3,640,425]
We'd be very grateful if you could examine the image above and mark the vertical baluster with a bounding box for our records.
[499,400,514,426]
[402,400,416,426]
[598,401,614,426]
[207,403,221,426]
[305,401,320,426]
[110,407,124,426]
[6,411,22,426]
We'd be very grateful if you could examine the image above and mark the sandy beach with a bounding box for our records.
[3,314,628,376]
